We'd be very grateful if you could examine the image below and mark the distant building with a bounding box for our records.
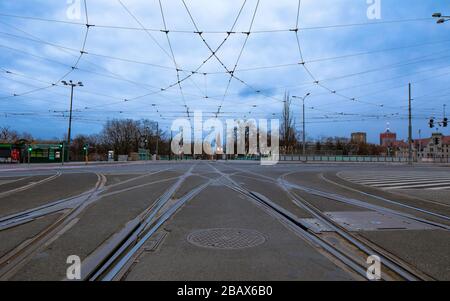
[380,129,397,147]
[385,132,450,160]
[390,140,409,157]
[351,132,367,144]
[413,133,450,159]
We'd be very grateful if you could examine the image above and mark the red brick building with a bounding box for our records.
[380,130,397,147]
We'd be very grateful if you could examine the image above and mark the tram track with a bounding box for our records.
[83,164,214,281]
[0,172,61,199]
[0,170,173,230]
[0,162,445,281]
[85,164,251,281]
[321,172,450,221]
[0,172,106,279]
[213,163,437,281]
[0,169,174,280]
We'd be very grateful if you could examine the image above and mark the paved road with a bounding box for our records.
[0,161,448,281]
[339,171,450,190]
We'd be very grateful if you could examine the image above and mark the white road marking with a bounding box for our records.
[340,172,450,190]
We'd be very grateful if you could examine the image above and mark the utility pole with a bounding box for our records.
[443,104,447,127]
[169,130,173,161]
[156,122,159,158]
[292,93,311,158]
[60,142,65,166]
[408,83,413,165]
[302,98,306,156]
[418,129,422,160]
[27,145,31,165]
[62,80,83,162]
[83,144,89,165]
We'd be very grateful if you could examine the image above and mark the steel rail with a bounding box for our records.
[0,169,173,230]
[0,172,61,199]
[207,163,371,279]
[98,181,211,281]
[214,163,431,280]
[279,183,430,281]
[86,165,201,280]
[323,173,450,222]
[226,183,370,279]
[281,180,449,231]
[0,172,107,279]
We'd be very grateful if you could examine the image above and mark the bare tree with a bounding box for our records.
[100,119,165,158]
[280,92,297,154]
[101,119,140,156]
[0,127,19,143]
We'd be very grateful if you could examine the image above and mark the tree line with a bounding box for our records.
[2,92,385,159]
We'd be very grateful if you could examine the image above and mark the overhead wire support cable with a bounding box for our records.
[216,0,258,117]
[0,12,432,33]
[293,0,385,109]
[0,0,91,100]
[181,0,281,117]
[88,0,253,110]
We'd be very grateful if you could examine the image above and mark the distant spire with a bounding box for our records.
[386,122,390,133]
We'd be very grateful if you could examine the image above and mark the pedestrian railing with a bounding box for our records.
[278,155,450,163]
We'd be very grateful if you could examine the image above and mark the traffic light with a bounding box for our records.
[83,144,88,151]
[429,118,434,128]
[28,147,32,152]
[444,118,448,127]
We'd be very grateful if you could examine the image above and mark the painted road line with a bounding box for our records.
[371,180,450,187]
[384,182,450,190]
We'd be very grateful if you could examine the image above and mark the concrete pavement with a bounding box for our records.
[0,161,448,281]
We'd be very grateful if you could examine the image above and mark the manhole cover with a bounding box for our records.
[187,228,266,250]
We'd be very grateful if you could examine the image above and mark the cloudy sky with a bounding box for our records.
[0,0,449,143]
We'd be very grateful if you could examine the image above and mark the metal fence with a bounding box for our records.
[278,154,450,163]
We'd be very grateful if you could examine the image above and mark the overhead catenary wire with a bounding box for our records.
[0,0,91,100]
[0,12,432,33]
[215,0,258,117]
[0,1,448,134]
[2,18,448,111]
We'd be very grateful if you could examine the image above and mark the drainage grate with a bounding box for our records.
[187,228,266,250]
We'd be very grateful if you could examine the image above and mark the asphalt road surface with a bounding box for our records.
[0,161,448,281]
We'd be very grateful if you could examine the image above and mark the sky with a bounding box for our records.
[0,0,449,143]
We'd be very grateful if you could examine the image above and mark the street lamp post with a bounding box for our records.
[408,83,413,165]
[432,12,450,24]
[62,80,83,161]
[293,93,311,157]
[418,129,422,161]
[156,122,159,158]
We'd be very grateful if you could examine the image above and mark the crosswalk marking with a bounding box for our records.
[343,175,450,182]
[339,172,450,191]
[358,178,450,185]
[370,180,450,187]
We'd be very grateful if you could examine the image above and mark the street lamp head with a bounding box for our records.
[437,18,446,24]
[305,92,311,97]
[432,12,442,18]
[61,80,68,85]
